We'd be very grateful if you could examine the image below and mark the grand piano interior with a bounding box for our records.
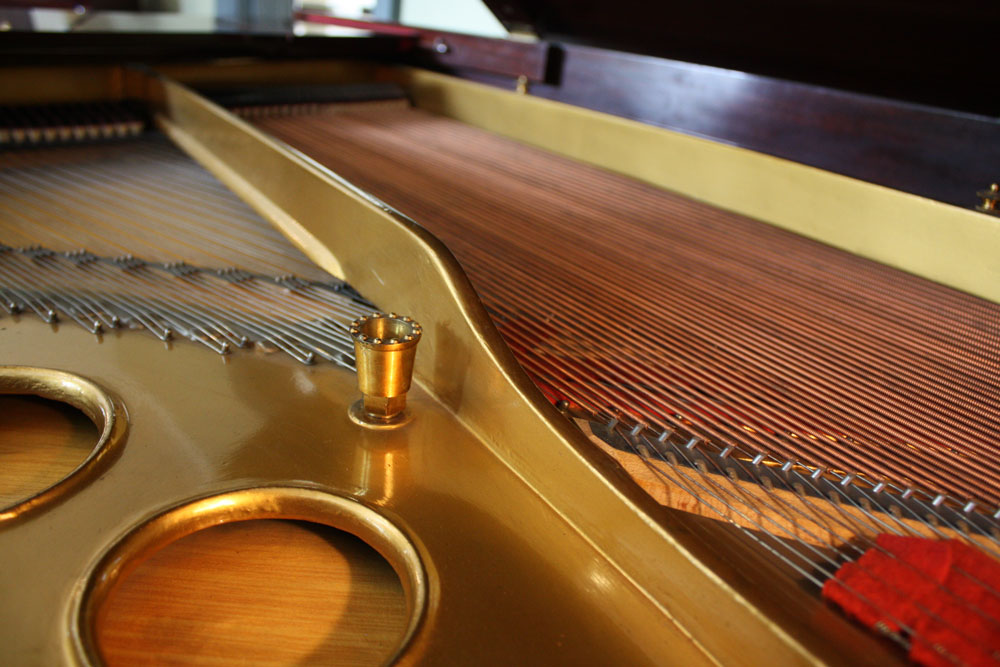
[2,1,1000,665]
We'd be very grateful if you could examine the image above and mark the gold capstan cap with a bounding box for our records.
[349,312,422,426]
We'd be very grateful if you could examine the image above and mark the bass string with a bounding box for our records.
[252,107,1000,510]
[313,106,1000,370]
[256,109,1000,640]
[264,113,1000,408]
[290,109,1000,385]
[360,106,999,322]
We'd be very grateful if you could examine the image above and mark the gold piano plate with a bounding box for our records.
[4,61,990,665]
[4,316,772,665]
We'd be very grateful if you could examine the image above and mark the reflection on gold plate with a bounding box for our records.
[98,519,408,666]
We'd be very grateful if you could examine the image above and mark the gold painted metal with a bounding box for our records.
[136,68,904,665]
[349,312,422,425]
[0,366,127,523]
[76,486,426,666]
[0,64,913,666]
[1,317,757,666]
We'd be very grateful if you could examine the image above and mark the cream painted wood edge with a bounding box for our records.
[383,66,1000,304]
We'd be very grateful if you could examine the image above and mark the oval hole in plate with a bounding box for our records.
[97,519,409,666]
[0,394,98,509]
[0,366,126,523]
[80,488,426,666]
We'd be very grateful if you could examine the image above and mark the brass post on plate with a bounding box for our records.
[976,183,1000,216]
[348,312,422,428]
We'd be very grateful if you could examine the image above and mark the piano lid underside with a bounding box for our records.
[251,105,1000,511]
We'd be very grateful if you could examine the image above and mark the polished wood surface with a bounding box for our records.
[0,395,95,508]
[98,520,408,666]
[484,0,998,116]
[294,14,551,83]
[458,45,1000,209]
[0,32,401,67]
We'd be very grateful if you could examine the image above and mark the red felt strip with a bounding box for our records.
[823,535,1000,666]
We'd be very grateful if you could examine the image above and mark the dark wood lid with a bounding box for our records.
[483,0,998,115]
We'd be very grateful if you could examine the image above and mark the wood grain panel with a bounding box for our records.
[0,395,96,508]
[98,520,408,666]
[3,396,408,663]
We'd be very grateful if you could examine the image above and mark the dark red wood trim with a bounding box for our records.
[442,44,1000,210]
[481,0,998,117]
[0,31,406,63]
[411,31,547,82]
[295,12,549,82]
[294,13,421,38]
[2,27,993,209]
